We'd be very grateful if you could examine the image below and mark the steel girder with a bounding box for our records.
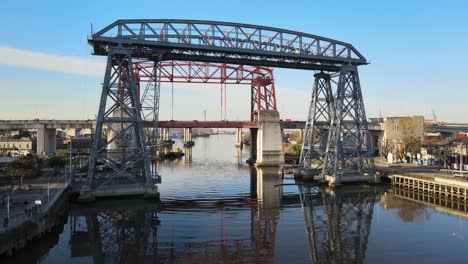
[89,19,366,71]
[299,72,334,173]
[135,60,274,84]
[134,60,277,122]
[251,76,277,121]
[323,66,375,181]
[85,47,158,192]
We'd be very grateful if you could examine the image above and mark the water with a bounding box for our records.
[2,134,468,263]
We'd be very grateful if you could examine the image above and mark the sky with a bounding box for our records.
[0,0,467,122]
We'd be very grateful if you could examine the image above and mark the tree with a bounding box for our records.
[381,139,392,160]
[48,155,67,175]
[0,172,15,202]
[399,117,422,161]
[3,155,38,189]
[438,140,455,169]
[284,143,302,155]
[55,150,69,160]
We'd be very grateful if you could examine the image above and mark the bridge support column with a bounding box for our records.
[255,110,284,167]
[249,128,258,163]
[297,72,333,179]
[160,128,169,141]
[80,47,158,202]
[323,66,376,186]
[37,127,56,155]
[183,128,193,145]
[235,128,242,148]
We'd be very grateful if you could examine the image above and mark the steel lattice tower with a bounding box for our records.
[137,58,162,159]
[323,66,376,184]
[81,47,158,200]
[298,72,334,175]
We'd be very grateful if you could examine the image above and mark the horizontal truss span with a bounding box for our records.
[134,61,273,84]
[89,19,366,71]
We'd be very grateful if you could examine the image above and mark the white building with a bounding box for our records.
[0,137,33,156]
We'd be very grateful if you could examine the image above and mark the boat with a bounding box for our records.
[184,141,195,147]
[160,148,185,160]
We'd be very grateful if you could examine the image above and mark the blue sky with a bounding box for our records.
[0,0,467,122]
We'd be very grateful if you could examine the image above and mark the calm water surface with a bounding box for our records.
[3,134,468,263]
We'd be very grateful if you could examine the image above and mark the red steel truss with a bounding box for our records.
[133,61,277,121]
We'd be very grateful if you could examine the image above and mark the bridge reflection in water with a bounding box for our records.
[299,184,377,263]
[6,170,468,263]
[68,167,282,263]
[66,167,383,263]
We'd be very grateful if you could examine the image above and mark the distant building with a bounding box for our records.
[70,137,93,154]
[379,116,424,143]
[0,137,33,156]
[368,116,424,161]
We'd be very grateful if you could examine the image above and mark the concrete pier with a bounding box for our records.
[76,183,159,203]
[249,128,258,163]
[235,128,242,148]
[183,128,193,145]
[254,110,284,167]
[160,128,169,141]
[390,173,468,200]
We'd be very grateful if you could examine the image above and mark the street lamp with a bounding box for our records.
[68,139,72,184]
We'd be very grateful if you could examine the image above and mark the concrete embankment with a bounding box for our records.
[0,186,69,255]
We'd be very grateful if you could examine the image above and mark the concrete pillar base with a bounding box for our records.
[294,168,321,180]
[254,110,284,167]
[77,186,96,203]
[325,174,378,187]
[235,128,242,148]
[144,183,160,200]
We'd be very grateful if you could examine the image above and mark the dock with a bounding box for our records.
[390,173,468,201]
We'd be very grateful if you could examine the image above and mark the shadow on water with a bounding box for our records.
[0,212,68,264]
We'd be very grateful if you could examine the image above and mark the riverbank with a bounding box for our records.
[0,172,70,255]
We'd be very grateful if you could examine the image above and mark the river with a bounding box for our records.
[2,134,468,263]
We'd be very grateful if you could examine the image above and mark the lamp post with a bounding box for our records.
[68,139,72,184]
[6,195,10,219]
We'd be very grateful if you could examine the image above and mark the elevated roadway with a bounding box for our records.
[0,120,94,130]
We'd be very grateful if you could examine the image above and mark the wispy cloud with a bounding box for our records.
[0,46,105,77]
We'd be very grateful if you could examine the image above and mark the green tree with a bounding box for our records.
[48,155,67,175]
[399,117,422,161]
[284,143,302,155]
[3,155,38,189]
[55,150,69,160]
